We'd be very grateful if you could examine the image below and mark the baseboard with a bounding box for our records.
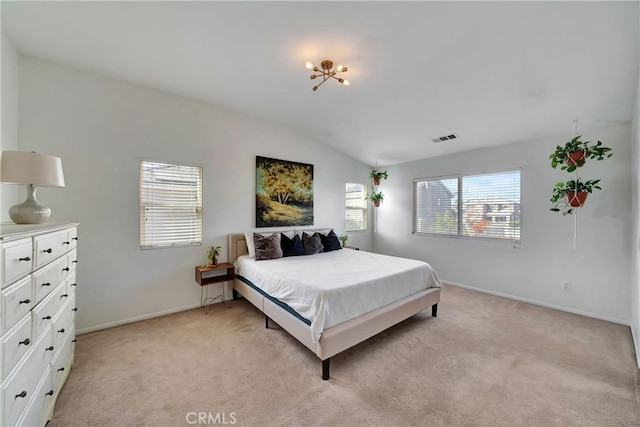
[632,323,640,368]
[76,302,202,334]
[444,280,631,326]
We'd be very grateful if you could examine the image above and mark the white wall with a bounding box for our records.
[18,55,373,332]
[631,63,640,366]
[374,125,632,324]
[1,32,19,221]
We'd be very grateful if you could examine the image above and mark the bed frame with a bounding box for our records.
[229,234,440,380]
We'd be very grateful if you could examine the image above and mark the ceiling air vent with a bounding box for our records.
[431,133,458,143]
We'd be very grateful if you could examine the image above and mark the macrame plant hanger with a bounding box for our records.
[572,118,580,249]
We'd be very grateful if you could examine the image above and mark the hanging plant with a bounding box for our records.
[369,169,388,186]
[549,136,613,172]
[365,190,384,207]
[550,179,601,215]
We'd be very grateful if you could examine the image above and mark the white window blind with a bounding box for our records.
[140,160,203,249]
[345,182,367,232]
[414,170,521,242]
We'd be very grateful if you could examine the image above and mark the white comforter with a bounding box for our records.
[234,249,442,342]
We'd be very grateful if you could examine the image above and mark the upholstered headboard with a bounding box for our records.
[228,234,248,263]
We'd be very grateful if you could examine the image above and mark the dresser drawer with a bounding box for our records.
[67,248,78,273]
[67,227,78,251]
[52,331,74,395]
[32,257,67,305]
[52,295,75,350]
[16,368,53,427]
[1,336,46,427]
[34,230,68,270]
[32,282,68,342]
[1,276,33,334]
[2,238,33,288]
[1,315,33,379]
[67,271,77,297]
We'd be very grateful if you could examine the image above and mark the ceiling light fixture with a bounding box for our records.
[305,60,349,92]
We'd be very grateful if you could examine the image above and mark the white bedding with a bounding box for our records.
[234,249,442,342]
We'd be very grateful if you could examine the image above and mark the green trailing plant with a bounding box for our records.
[369,169,388,185]
[549,136,612,172]
[550,179,601,215]
[365,190,384,207]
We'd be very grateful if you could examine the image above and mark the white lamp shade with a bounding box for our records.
[1,151,65,187]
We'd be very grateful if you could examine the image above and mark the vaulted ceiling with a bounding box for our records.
[2,1,638,165]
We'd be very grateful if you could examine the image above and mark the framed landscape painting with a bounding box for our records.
[256,156,314,227]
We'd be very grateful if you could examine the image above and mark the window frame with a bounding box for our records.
[139,158,203,250]
[345,182,368,232]
[412,168,521,243]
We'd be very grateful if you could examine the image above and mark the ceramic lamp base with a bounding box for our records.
[9,185,51,224]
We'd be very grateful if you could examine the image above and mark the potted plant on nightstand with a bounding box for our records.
[369,169,388,186]
[550,179,601,215]
[365,190,384,207]
[549,136,612,172]
[205,245,222,267]
[338,234,348,248]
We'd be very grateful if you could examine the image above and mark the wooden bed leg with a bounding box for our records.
[432,303,438,317]
[322,358,330,381]
[265,315,269,329]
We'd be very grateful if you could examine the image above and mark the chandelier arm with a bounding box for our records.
[314,77,330,90]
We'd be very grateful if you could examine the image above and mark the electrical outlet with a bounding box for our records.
[563,282,571,291]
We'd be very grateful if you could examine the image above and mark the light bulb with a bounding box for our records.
[336,64,344,72]
[305,61,314,70]
[343,80,350,86]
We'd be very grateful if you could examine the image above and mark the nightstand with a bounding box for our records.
[344,246,360,250]
[195,263,235,311]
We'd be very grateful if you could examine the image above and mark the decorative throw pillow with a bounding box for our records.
[302,232,323,255]
[320,229,342,252]
[254,233,283,261]
[281,233,305,257]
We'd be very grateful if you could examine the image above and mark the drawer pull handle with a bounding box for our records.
[61,294,69,298]
[72,307,78,312]
[46,390,54,396]
[72,339,77,343]
[57,367,65,372]
[43,315,51,320]
[42,282,51,287]
[19,299,31,304]
[58,328,65,334]
[72,260,78,264]
[43,248,53,254]
[71,283,77,287]
[19,256,31,262]
[46,346,54,351]
[15,391,27,399]
[63,241,70,245]
[19,338,30,346]
[62,267,70,272]
[73,237,78,241]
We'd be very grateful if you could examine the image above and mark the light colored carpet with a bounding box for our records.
[50,285,640,427]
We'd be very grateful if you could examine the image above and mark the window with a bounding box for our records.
[414,169,521,242]
[345,183,367,232]
[140,160,203,249]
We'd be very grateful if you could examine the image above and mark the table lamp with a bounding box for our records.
[1,151,65,224]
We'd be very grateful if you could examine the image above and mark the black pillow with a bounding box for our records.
[254,233,283,261]
[281,233,305,257]
[320,230,342,252]
[302,232,323,255]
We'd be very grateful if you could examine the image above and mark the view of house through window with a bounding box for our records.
[414,170,521,241]
[140,160,203,249]
[345,182,367,232]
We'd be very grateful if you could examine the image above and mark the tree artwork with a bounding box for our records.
[256,156,314,227]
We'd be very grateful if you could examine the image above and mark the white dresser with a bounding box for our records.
[0,223,78,427]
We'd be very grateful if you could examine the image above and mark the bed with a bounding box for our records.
[229,233,442,380]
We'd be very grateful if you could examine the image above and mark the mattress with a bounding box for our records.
[234,249,442,342]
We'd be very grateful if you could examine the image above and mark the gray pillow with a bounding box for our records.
[302,232,323,255]
[254,233,283,261]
